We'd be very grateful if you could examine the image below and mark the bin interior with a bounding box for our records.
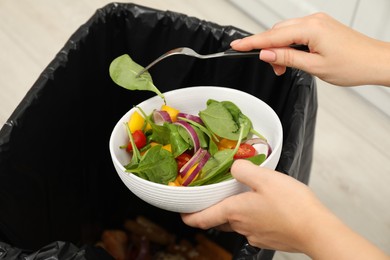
[0,3,317,259]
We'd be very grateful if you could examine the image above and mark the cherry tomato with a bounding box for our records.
[234,143,256,159]
[176,153,192,171]
[126,130,147,152]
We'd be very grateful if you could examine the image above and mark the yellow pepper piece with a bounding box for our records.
[128,111,145,133]
[168,178,181,186]
[128,110,151,133]
[162,144,172,152]
[218,138,237,151]
[161,105,180,122]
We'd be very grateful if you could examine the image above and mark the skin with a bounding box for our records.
[230,12,390,87]
[181,13,390,259]
[182,160,390,259]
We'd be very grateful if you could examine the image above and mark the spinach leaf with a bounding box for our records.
[178,117,218,155]
[166,123,190,157]
[137,107,171,145]
[126,145,177,185]
[221,101,267,141]
[149,124,171,145]
[199,100,238,140]
[190,149,234,186]
[190,125,245,186]
[109,54,165,102]
[221,101,252,139]
[124,122,141,168]
[177,124,208,149]
[199,99,251,140]
[245,154,266,165]
[201,170,233,185]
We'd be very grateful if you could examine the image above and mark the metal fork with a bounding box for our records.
[136,45,309,77]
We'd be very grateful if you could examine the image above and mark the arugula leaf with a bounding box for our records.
[109,54,165,102]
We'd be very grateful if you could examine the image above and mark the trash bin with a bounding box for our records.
[0,3,317,259]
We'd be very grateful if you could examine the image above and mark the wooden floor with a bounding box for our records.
[1,1,389,259]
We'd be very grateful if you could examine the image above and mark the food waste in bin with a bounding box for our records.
[96,216,232,260]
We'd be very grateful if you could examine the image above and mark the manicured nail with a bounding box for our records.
[260,49,277,62]
[230,39,242,46]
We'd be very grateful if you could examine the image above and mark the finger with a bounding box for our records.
[181,197,235,229]
[231,160,275,191]
[268,47,321,74]
[214,223,234,232]
[272,16,305,29]
[231,24,311,52]
[272,64,287,76]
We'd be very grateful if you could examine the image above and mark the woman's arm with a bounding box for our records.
[181,160,390,259]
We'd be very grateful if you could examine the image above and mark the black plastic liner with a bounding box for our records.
[0,3,317,259]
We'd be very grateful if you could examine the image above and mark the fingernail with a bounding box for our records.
[230,39,241,46]
[260,49,276,62]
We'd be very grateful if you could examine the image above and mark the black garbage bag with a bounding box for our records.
[0,3,317,259]
[0,241,113,260]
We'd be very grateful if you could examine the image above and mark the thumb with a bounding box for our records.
[231,160,273,190]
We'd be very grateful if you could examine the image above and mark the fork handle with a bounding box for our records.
[223,44,309,57]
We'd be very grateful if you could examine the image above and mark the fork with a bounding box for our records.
[136,45,309,77]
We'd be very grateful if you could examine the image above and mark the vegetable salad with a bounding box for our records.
[109,54,271,186]
[122,100,271,186]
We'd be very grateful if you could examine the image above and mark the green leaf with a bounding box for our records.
[149,124,171,145]
[127,145,177,185]
[190,125,245,186]
[166,123,190,157]
[190,149,234,186]
[177,116,218,155]
[137,106,171,145]
[199,99,252,140]
[124,122,141,166]
[109,54,165,102]
[199,100,238,140]
[245,154,266,165]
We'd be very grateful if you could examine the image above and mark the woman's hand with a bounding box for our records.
[181,160,390,259]
[182,160,330,253]
[231,13,390,87]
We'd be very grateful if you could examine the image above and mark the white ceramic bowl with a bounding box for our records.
[109,86,283,213]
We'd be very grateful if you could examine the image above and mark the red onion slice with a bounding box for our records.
[153,110,172,125]
[179,148,205,177]
[245,138,272,157]
[174,120,200,153]
[182,150,211,186]
[177,112,204,125]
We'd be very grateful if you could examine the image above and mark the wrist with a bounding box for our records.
[299,208,389,259]
[361,39,390,87]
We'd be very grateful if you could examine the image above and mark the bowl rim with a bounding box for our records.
[109,86,283,190]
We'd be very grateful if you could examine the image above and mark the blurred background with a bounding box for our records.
[0,1,389,259]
